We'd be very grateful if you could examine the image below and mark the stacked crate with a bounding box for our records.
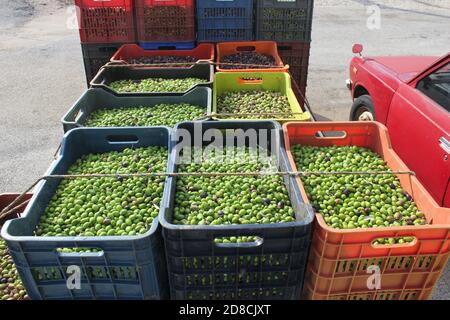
[135,0,196,49]
[196,0,254,42]
[75,0,136,86]
[254,0,314,102]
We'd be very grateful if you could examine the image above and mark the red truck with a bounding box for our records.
[347,44,450,207]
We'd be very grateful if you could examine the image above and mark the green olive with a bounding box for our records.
[35,147,168,241]
[217,91,293,119]
[173,147,296,245]
[85,103,205,128]
[109,78,207,93]
[291,145,426,245]
[0,239,28,300]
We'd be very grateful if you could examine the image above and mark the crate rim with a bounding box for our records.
[1,126,172,244]
[110,43,215,64]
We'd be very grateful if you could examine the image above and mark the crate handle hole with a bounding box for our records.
[74,109,84,122]
[214,236,264,248]
[106,135,139,144]
[371,236,417,248]
[157,46,177,50]
[314,131,347,139]
[236,46,256,52]
[278,46,292,51]
[56,247,104,257]
[238,77,263,84]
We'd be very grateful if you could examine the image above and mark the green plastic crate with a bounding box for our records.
[212,72,311,122]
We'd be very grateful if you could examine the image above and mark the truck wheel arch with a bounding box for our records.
[353,85,370,99]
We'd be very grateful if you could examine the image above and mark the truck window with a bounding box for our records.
[416,62,450,112]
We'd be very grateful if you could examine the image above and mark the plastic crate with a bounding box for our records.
[81,43,127,87]
[75,0,135,43]
[216,41,288,73]
[160,120,315,300]
[62,87,212,132]
[213,72,311,122]
[138,41,196,50]
[0,194,33,228]
[277,41,310,91]
[196,0,254,42]
[135,0,195,44]
[282,121,450,300]
[0,193,33,301]
[111,43,215,64]
[1,127,172,300]
[90,63,214,96]
[290,75,307,108]
[255,0,314,42]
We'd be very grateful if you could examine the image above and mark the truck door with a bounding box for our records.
[387,60,450,206]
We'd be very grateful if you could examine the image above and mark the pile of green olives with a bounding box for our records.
[173,147,296,240]
[85,103,205,127]
[35,147,168,237]
[291,145,426,239]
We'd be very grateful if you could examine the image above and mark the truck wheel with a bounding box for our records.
[350,95,376,121]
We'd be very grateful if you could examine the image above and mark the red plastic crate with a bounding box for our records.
[0,193,33,227]
[135,0,195,43]
[111,43,215,64]
[282,122,450,300]
[75,0,135,43]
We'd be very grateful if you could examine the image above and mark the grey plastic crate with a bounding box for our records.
[160,120,314,300]
[61,87,212,132]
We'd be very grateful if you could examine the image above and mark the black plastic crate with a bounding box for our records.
[256,0,314,42]
[90,63,214,96]
[277,42,311,104]
[81,43,127,87]
[160,120,315,300]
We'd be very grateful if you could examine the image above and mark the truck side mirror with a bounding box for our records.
[352,44,364,55]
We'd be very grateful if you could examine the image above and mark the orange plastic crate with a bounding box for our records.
[110,43,215,65]
[216,41,288,73]
[282,121,450,300]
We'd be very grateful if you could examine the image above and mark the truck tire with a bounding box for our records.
[350,95,376,121]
